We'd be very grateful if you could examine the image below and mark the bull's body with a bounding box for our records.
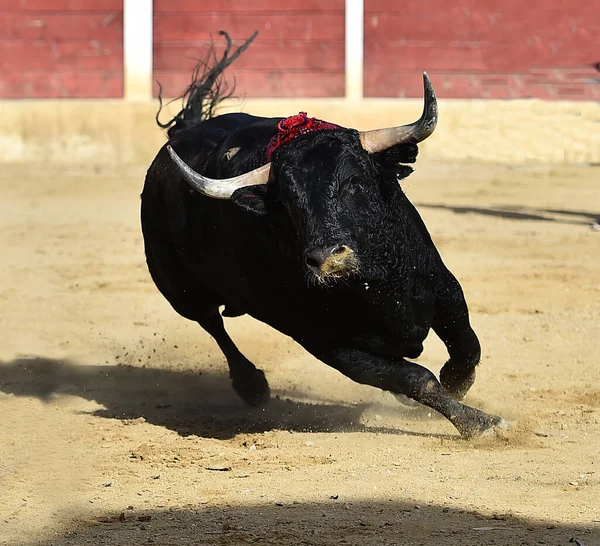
[141,34,504,437]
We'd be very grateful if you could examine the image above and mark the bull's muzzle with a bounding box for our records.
[305,244,357,279]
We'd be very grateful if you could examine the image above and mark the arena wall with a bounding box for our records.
[0,1,598,165]
[0,0,123,98]
[2,0,598,100]
[364,0,600,100]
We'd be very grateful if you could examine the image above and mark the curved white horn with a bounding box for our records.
[167,146,271,199]
[359,72,438,153]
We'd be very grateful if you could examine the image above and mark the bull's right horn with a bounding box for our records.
[167,146,271,199]
[359,72,438,153]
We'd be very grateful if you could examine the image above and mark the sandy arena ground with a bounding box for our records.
[0,159,599,546]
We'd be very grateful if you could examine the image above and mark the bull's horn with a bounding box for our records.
[167,146,271,199]
[359,72,438,153]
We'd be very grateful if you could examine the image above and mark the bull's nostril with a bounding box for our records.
[305,244,351,271]
[305,255,321,269]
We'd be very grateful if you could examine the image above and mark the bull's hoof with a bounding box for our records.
[439,364,476,401]
[480,418,511,437]
[231,368,271,407]
[457,412,509,439]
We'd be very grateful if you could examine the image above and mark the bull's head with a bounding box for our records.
[168,73,438,284]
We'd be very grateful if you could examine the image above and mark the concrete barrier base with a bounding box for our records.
[1,98,598,166]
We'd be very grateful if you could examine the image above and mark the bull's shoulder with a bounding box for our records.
[199,112,273,132]
[173,113,281,144]
[218,116,282,153]
[166,114,283,176]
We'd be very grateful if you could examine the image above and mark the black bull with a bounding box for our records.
[141,33,506,437]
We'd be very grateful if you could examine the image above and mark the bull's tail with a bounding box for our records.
[155,30,258,137]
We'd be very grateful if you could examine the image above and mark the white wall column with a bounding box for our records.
[345,0,364,100]
[124,0,154,100]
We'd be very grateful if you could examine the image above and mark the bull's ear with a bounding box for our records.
[231,185,268,216]
[372,143,418,182]
[373,143,419,166]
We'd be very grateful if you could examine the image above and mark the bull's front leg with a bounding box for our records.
[433,269,482,400]
[315,348,504,438]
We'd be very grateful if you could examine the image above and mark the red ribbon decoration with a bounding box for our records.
[266,112,341,160]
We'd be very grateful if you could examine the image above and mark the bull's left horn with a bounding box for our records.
[167,146,271,199]
[359,72,438,154]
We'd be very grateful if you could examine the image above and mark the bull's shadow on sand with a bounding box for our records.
[417,203,600,225]
[0,357,441,440]
[9,500,596,546]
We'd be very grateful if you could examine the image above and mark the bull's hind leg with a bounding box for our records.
[142,194,270,407]
[147,275,271,406]
[146,278,271,407]
[316,348,503,437]
[433,270,481,400]
[197,312,270,407]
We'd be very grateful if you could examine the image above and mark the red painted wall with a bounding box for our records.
[1,1,597,100]
[364,0,600,99]
[0,0,123,98]
[153,0,345,98]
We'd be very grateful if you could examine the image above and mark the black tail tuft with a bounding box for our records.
[155,30,258,137]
